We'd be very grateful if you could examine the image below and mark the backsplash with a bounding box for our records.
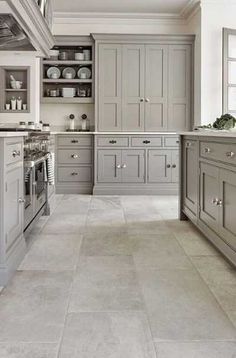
[40,103,95,131]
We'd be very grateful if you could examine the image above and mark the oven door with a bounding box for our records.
[33,158,47,216]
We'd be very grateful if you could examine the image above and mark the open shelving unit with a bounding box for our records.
[41,36,94,104]
[0,66,30,113]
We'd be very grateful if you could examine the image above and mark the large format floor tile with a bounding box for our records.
[68,256,144,312]
[174,230,219,256]
[155,341,236,358]
[42,213,87,234]
[0,343,58,358]
[19,234,82,271]
[0,271,72,342]
[138,268,236,341]
[59,312,156,358]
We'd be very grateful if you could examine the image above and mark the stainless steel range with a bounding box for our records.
[24,132,51,230]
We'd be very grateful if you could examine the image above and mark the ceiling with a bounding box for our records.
[52,0,192,14]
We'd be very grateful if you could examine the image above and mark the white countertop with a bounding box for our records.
[0,132,28,137]
[180,130,236,138]
[51,131,178,135]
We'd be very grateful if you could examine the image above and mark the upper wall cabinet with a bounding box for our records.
[223,28,236,115]
[93,35,193,132]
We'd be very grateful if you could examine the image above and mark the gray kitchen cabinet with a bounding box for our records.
[97,150,122,183]
[148,150,172,183]
[183,138,198,217]
[145,45,168,131]
[122,45,145,131]
[97,149,144,183]
[98,44,122,131]
[0,136,26,286]
[168,45,191,131]
[56,135,93,194]
[171,150,179,183]
[94,35,193,132]
[180,135,236,266]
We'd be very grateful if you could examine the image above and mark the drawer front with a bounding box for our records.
[58,166,92,182]
[6,142,23,165]
[97,136,129,147]
[131,137,162,147]
[200,141,236,165]
[57,135,92,147]
[58,149,92,164]
[164,136,179,147]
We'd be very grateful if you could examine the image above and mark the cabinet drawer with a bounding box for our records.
[164,136,179,147]
[200,141,236,165]
[6,142,23,165]
[131,137,162,147]
[58,166,92,182]
[58,149,92,164]
[57,135,92,147]
[97,136,129,147]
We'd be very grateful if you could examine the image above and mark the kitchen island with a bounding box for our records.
[179,131,236,266]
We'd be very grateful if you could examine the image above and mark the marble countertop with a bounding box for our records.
[52,131,178,135]
[0,132,28,137]
[180,130,236,138]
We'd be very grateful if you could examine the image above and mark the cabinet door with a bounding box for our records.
[183,139,198,215]
[145,45,168,131]
[218,168,236,250]
[98,44,122,131]
[122,45,145,131]
[121,150,145,183]
[168,45,191,131]
[147,150,172,183]
[97,150,122,183]
[199,162,219,233]
[5,165,23,249]
[171,150,179,183]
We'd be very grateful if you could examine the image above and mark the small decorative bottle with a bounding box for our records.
[69,114,75,131]
[81,114,90,131]
[11,96,16,111]
[17,96,22,110]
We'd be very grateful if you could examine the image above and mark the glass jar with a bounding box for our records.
[28,121,35,130]
[43,123,50,132]
[19,121,26,129]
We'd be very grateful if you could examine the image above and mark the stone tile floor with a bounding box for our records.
[0,195,236,357]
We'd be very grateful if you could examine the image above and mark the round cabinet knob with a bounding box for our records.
[116,164,121,169]
[217,199,223,207]
[226,151,235,158]
[140,98,144,102]
[172,164,176,168]
[71,154,78,159]
[122,164,127,169]
[166,164,171,168]
[212,198,218,205]
[145,98,150,102]
[18,198,25,203]
[186,142,192,148]
[12,150,20,157]
[204,147,211,154]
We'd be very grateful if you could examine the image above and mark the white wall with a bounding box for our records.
[201,1,236,124]
[0,53,40,124]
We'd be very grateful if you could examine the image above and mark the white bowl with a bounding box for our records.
[10,81,23,89]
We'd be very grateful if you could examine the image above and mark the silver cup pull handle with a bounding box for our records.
[116,164,121,169]
[71,154,78,159]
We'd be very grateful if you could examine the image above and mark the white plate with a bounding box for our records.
[62,67,76,79]
[77,67,91,79]
[47,67,61,79]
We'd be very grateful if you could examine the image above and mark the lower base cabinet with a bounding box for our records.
[181,135,236,266]
[94,134,179,195]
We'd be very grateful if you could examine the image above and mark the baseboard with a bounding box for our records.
[93,183,178,195]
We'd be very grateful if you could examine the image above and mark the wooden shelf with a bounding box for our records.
[41,97,94,104]
[43,60,93,65]
[43,79,92,83]
[5,89,27,92]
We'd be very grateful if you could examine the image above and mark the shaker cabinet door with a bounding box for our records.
[171,150,179,183]
[218,168,236,251]
[183,139,198,215]
[147,150,172,183]
[98,44,122,131]
[199,162,219,233]
[168,45,191,131]
[4,166,23,249]
[145,45,168,131]
[122,45,145,131]
[97,150,122,183]
[121,150,145,183]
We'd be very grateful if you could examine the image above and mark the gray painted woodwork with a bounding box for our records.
[56,135,93,194]
[0,137,26,286]
[180,135,236,266]
[122,45,145,131]
[168,45,191,131]
[121,150,145,183]
[145,45,168,131]
[171,150,179,183]
[98,44,122,131]
[148,150,172,183]
[97,149,122,183]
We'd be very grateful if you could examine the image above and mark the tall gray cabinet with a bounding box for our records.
[94,34,193,132]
